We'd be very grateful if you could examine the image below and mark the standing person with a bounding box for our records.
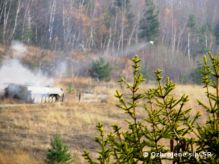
[78,90,81,102]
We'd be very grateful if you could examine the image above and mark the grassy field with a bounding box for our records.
[0,79,209,164]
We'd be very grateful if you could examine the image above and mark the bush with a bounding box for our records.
[83,54,219,163]
[89,57,112,81]
[47,134,72,164]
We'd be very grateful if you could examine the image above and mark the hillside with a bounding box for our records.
[0,0,219,82]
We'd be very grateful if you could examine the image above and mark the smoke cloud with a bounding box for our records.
[11,41,27,58]
[0,41,53,94]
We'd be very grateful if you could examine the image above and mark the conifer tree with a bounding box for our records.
[139,0,159,42]
[83,55,199,163]
[114,0,130,8]
[83,53,219,163]
[196,52,219,163]
[47,134,72,164]
[89,57,112,81]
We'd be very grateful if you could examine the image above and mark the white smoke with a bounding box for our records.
[11,41,27,58]
[54,60,67,77]
[0,41,53,93]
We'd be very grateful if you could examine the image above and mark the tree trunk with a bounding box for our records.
[205,34,208,50]
[10,0,21,40]
[49,0,56,43]
[187,32,191,61]
[176,21,187,53]
[3,0,12,43]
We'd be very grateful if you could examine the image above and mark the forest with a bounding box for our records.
[0,0,219,83]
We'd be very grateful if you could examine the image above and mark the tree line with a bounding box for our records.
[1,0,219,55]
[1,0,219,83]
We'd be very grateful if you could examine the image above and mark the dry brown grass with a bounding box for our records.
[0,150,42,164]
[0,82,210,164]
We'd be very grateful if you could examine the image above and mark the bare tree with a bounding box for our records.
[10,0,21,40]
[49,0,56,43]
[3,0,12,43]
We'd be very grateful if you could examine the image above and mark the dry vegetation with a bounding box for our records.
[0,78,209,164]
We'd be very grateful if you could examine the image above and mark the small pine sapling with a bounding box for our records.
[83,55,200,163]
[47,134,72,164]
